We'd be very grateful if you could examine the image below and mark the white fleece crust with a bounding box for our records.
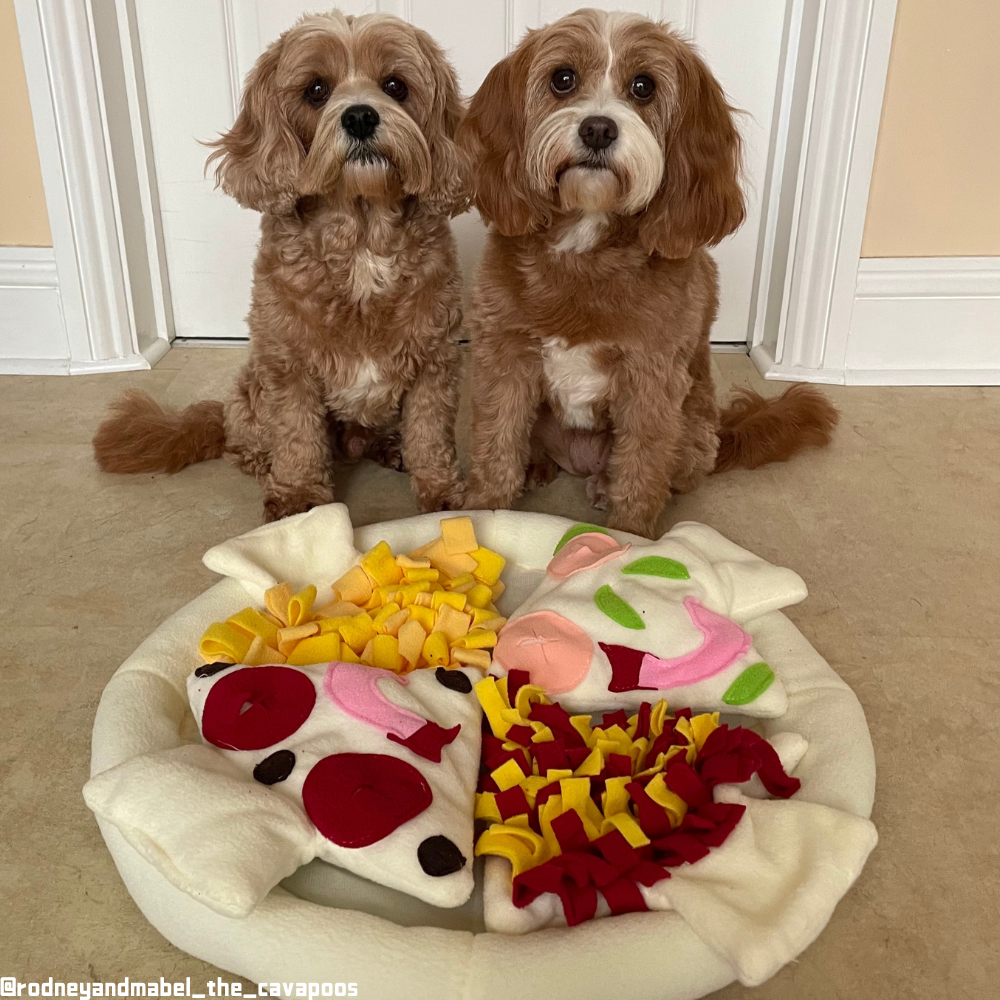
[85,506,877,997]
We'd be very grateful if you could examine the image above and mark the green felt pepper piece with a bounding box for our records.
[594,585,645,630]
[721,662,775,705]
[621,555,690,580]
[553,523,610,555]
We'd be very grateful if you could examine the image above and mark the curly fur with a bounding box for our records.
[93,392,225,474]
[457,9,836,538]
[93,12,469,521]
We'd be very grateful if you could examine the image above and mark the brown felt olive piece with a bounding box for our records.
[434,667,473,694]
[253,749,296,785]
[195,661,234,678]
[418,835,467,877]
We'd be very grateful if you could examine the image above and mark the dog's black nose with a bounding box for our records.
[341,104,380,140]
[579,116,618,151]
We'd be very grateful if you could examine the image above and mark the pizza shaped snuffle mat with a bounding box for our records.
[84,506,877,999]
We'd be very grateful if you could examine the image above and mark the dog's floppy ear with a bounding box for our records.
[456,35,549,236]
[205,38,303,216]
[638,42,745,259]
[413,27,470,217]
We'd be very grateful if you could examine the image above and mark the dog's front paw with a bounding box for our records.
[412,469,465,513]
[585,473,609,510]
[606,509,660,540]
[525,456,560,490]
[262,483,334,523]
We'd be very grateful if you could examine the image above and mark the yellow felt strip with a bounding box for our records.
[313,599,364,620]
[570,716,593,745]
[602,811,651,848]
[286,586,317,627]
[573,747,604,777]
[644,772,688,828]
[602,776,632,817]
[333,565,374,605]
[466,584,494,609]
[440,516,479,555]
[690,712,720,752]
[491,757,526,792]
[650,700,670,738]
[475,792,501,823]
[474,824,549,877]
[402,567,439,583]
[227,608,281,650]
[514,683,550,720]
[373,634,403,672]
[338,613,376,654]
[453,648,491,670]
[396,554,431,570]
[277,622,319,655]
[361,541,404,587]
[422,631,450,667]
[264,583,294,627]
[444,572,475,592]
[199,623,253,664]
[382,609,413,638]
[397,619,427,667]
[529,724,555,743]
[434,604,472,641]
[470,547,506,585]
[432,590,468,612]
[538,795,564,858]
[286,632,342,667]
[451,628,497,650]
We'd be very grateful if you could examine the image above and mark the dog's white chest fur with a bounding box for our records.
[541,338,607,429]
[348,249,397,300]
[330,358,381,409]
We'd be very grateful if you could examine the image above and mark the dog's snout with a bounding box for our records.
[578,116,618,151]
[341,104,380,141]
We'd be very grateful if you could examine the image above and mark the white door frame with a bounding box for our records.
[11,0,898,379]
[9,0,170,374]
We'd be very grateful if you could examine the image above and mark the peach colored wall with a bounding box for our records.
[863,0,1000,258]
[0,0,51,246]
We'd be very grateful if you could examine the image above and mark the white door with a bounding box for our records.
[135,0,788,343]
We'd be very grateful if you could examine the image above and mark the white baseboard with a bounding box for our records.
[755,257,1000,385]
[845,257,1000,385]
[0,246,171,375]
[0,247,71,372]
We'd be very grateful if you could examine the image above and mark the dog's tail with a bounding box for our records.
[714,384,838,474]
[93,390,226,474]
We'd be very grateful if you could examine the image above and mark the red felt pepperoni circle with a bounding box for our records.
[201,666,316,751]
[302,753,432,848]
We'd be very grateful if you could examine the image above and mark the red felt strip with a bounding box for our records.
[506,669,531,704]
[664,759,712,808]
[505,724,536,747]
[495,784,531,821]
[634,702,652,740]
[533,739,569,774]
[528,702,587,747]
[602,876,649,916]
[601,709,629,730]
[626,781,674,839]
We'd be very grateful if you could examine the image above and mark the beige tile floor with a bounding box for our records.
[1,348,997,999]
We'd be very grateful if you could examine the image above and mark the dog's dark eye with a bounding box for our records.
[629,75,656,101]
[382,76,408,102]
[550,68,577,95]
[304,78,330,108]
